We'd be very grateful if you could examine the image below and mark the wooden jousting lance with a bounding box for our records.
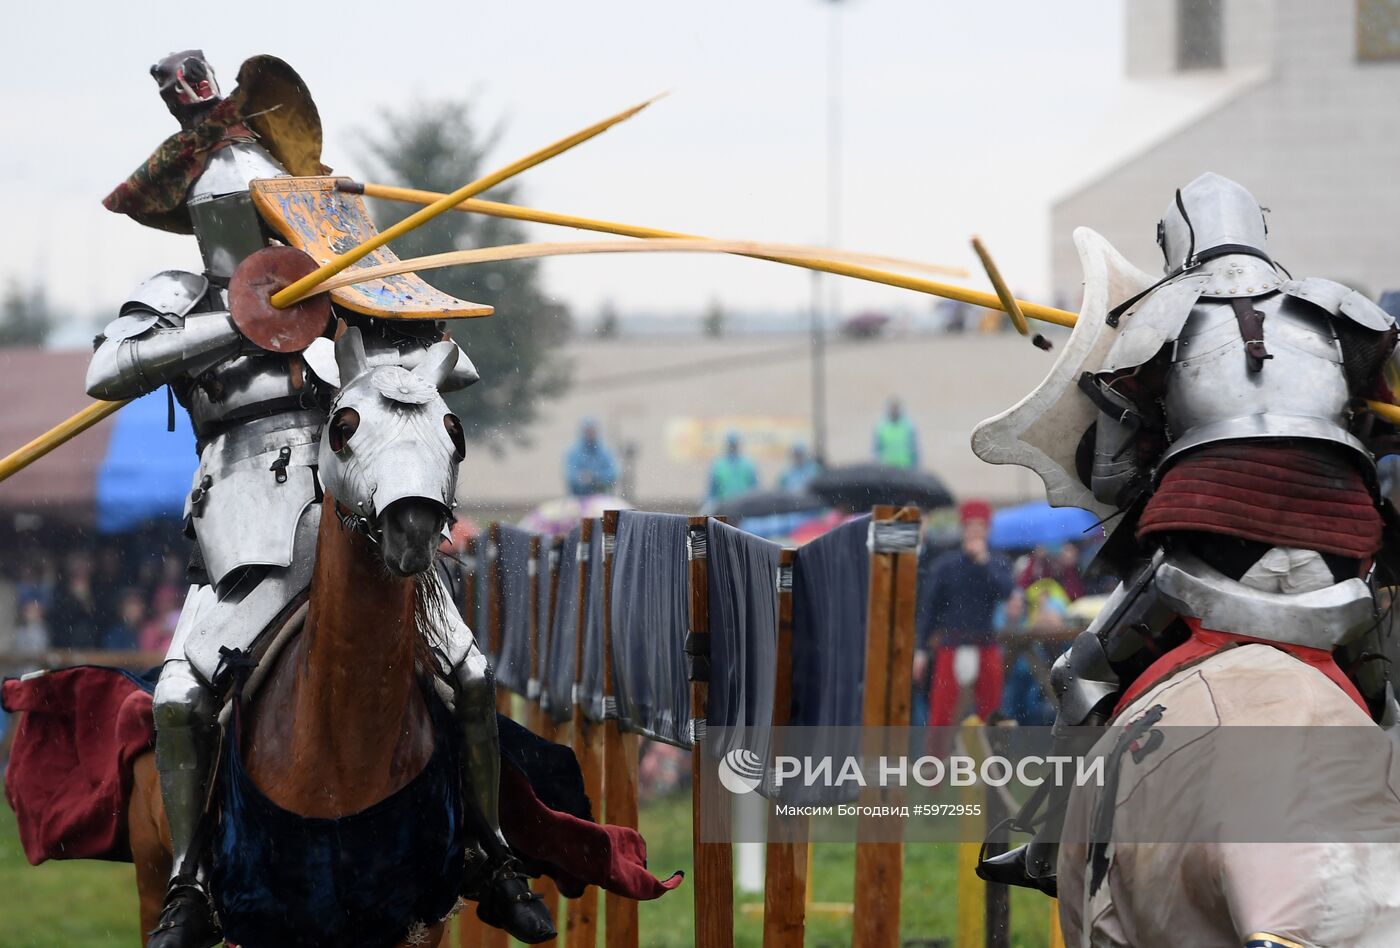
[313,228,1400,428]
[336,179,969,279]
[0,94,663,484]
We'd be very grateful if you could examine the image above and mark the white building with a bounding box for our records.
[1051,0,1400,303]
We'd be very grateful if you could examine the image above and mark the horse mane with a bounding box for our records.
[411,558,455,673]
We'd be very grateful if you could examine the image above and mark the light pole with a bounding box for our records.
[811,0,846,465]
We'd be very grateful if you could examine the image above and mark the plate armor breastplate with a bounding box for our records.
[1161,292,1366,468]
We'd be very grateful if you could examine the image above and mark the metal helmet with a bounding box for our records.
[151,50,222,130]
[319,328,466,526]
[184,140,287,281]
[1156,173,1270,273]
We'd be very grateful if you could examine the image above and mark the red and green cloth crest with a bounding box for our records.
[103,55,329,234]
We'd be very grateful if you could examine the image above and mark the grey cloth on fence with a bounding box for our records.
[544,525,582,724]
[705,517,780,763]
[532,538,556,702]
[492,524,534,697]
[610,511,692,747]
[578,520,608,722]
[791,514,872,727]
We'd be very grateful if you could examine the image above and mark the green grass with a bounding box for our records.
[2,794,1055,947]
[0,804,141,947]
[633,791,1055,948]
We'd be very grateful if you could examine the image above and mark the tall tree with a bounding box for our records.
[0,281,53,347]
[359,100,572,450]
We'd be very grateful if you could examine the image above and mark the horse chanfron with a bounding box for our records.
[319,326,467,576]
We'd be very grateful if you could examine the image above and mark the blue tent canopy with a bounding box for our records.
[95,389,199,533]
[988,501,1100,552]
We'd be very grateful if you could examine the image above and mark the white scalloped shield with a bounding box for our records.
[969,227,1155,524]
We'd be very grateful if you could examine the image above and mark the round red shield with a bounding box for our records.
[228,246,333,353]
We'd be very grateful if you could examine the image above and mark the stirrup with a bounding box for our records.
[976,842,1058,897]
[475,858,556,945]
[148,880,222,948]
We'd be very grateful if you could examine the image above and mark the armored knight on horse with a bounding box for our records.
[973,173,1400,943]
[92,51,553,947]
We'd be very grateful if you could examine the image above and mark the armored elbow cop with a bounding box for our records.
[116,314,244,393]
[1077,373,1153,509]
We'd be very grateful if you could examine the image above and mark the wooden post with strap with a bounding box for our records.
[688,515,734,948]
[566,518,603,948]
[600,509,641,947]
[762,547,807,948]
[851,506,922,948]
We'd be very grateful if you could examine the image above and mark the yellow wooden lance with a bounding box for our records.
[311,238,970,294]
[0,399,126,482]
[0,95,665,485]
[272,93,664,308]
[335,180,1072,324]
[340,180,967,278]
[325,229,1400,428]
[970,236,1029,336]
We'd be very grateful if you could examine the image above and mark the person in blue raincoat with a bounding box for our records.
[564,417,620,496]
[777,442,821,493]
[707,431,758,503]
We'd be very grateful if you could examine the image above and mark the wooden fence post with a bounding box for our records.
[852,505,921,948]
[762,548,807,948]
[601,509,641,948]
[688,516,734,948]
[566,519,603,948]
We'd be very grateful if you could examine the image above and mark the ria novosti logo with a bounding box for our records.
[716,745,1106,794]
[717,747,765,795]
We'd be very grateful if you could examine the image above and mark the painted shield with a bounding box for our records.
[250,176,492,320]
[969,227,1155,525]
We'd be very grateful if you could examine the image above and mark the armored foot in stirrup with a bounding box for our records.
[469,857,557,944]
[147,879,222,948]
[977,842,1059,897]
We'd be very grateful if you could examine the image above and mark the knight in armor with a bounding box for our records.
[92,51,553,947]
[977,172,1400,893]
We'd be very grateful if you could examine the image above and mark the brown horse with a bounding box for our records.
[129,492,449,946]
[128,335,481,948]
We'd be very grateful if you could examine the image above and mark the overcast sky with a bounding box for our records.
[0,1,1127,327]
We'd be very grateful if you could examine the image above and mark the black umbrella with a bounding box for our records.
[808,463,954,512]
[711,490,829,520]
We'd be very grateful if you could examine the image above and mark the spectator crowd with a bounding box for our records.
[5,545,188,657]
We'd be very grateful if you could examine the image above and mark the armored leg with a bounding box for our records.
[149,659,223,948]
[441,616,555,944]
[153,660,220,881]
[448,643,509,857]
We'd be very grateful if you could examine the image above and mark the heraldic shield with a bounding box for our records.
[251,176,493,320]
[969,228,1155,529]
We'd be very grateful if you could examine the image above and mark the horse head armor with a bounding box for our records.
[319,327,466,574]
